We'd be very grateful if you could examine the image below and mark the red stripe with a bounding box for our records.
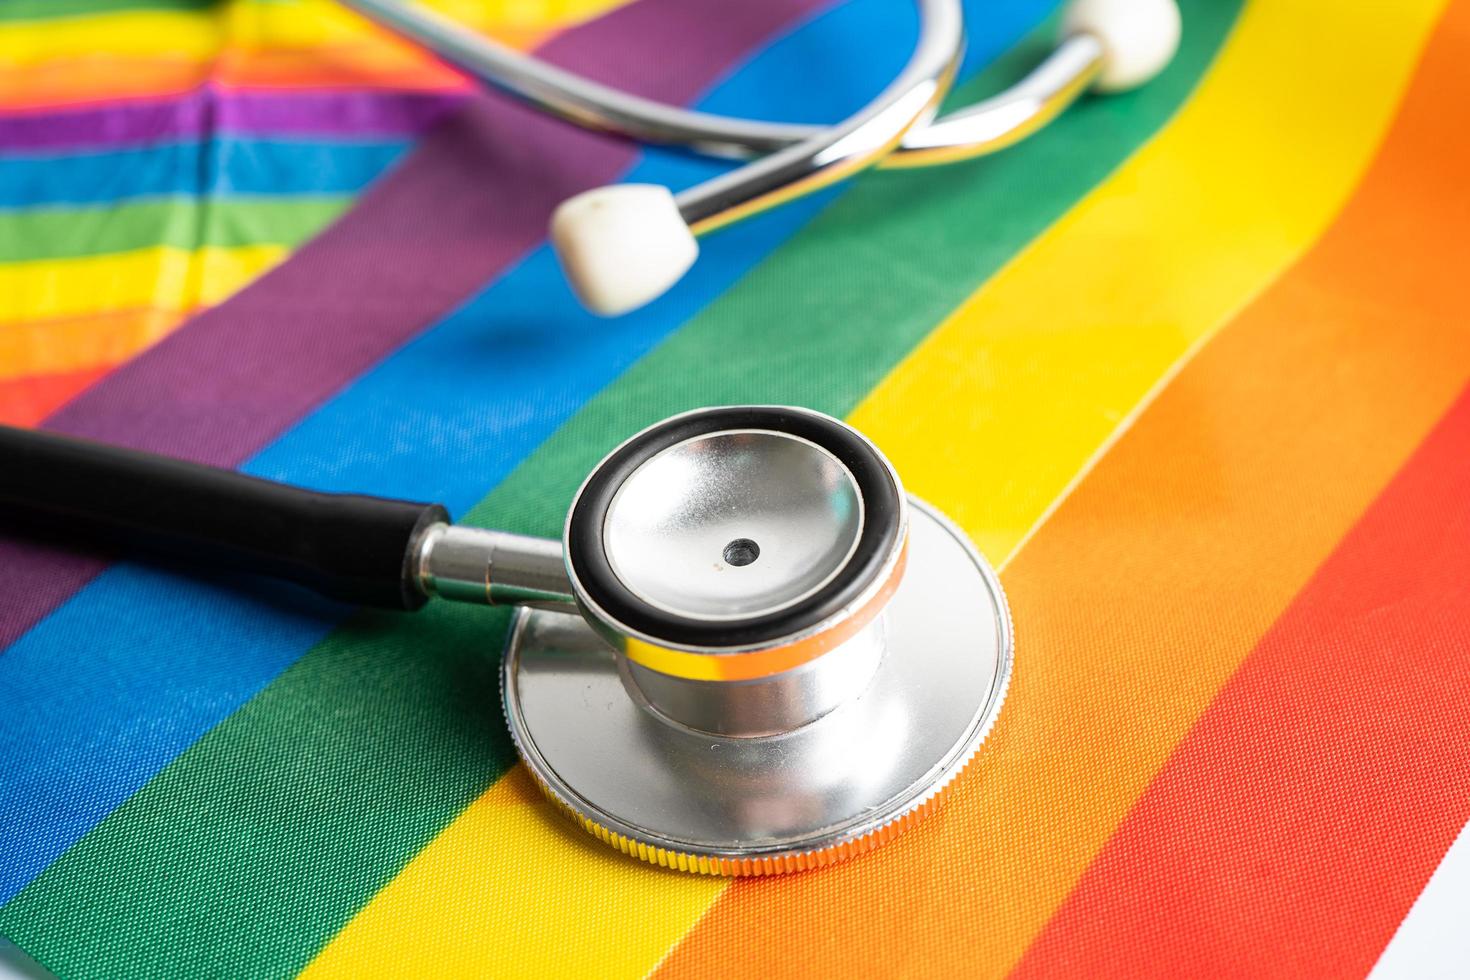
[1011,382,1470,977]
[0,367,109,428]
[1011,5,1470,968]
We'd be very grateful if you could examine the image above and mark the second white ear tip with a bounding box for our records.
[551,184,698,317]
[1064,0,1182,93]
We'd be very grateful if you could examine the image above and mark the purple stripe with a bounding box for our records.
[0,88,469,153]
[0,0,822,651]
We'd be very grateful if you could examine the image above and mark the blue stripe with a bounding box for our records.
[0,0,1056,904]
[0,139,410,209]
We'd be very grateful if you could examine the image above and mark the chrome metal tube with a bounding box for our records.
[337,0,1101,169]
[339,0,809,159]
[880,32,1103,167]
[416,524,576,611]
[674,0,961,234]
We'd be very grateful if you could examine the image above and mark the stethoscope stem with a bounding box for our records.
[415,524,574,612]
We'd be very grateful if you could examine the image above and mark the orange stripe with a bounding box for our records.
[1011,390,1470,977]
[1009,8,1470,971]
[0,365,110,428]
[653,11,1470,980]
[0,48,470,111]
[0,1,607,110]
[0,307,188,383]
[0,15,573,112]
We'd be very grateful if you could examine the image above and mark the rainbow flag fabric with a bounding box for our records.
[2,0,1468,977]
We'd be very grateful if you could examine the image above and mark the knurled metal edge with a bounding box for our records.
[519,732,983,875]
[500,497,1014,876]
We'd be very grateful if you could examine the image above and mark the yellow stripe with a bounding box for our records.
[1,11,221,64]
[851,0,1446,564]
[0,244,284,334]
[0,0,627,69]
[297,0,1445,976]
[300,767,723,979]
[826,0,1450,973]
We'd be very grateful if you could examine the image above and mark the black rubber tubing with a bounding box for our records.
[0,425,448,611]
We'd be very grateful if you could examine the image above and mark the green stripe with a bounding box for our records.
[0,4,1242,976]
[0,0,217,22]
[0,197,349,264]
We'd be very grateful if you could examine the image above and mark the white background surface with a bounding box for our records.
[1369,818,1470,980]
[0,941,50,980]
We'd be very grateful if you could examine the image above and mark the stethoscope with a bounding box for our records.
[3,407,1010,873]
[340,0,1182,314]
[6,1,1185,873]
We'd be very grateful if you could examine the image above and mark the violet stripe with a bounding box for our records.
[0,0,825,650]
[0,88,468,153]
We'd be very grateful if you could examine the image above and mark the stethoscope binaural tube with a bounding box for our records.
[539,0,965,320]
[337,0,1182,315]
[0,407,1012,874]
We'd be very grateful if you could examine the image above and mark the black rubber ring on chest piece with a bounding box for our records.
[566,407,902,650]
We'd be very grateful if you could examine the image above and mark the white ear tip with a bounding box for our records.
[550,184,698,317]
[1063,0,1181,93]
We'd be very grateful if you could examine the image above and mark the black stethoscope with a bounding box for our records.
[3,406,1010,874]
[6,0,1195,874]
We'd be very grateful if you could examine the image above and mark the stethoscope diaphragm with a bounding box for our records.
[506,495,1011,874]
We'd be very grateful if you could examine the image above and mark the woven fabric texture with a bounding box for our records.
[1,0,1468,977]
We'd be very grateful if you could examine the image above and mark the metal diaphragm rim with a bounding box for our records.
[564,405,904,650]
[502,497,1012,870]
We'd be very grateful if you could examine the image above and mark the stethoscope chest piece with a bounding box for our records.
[503,407,1012,874]
[1,403,1010,876]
